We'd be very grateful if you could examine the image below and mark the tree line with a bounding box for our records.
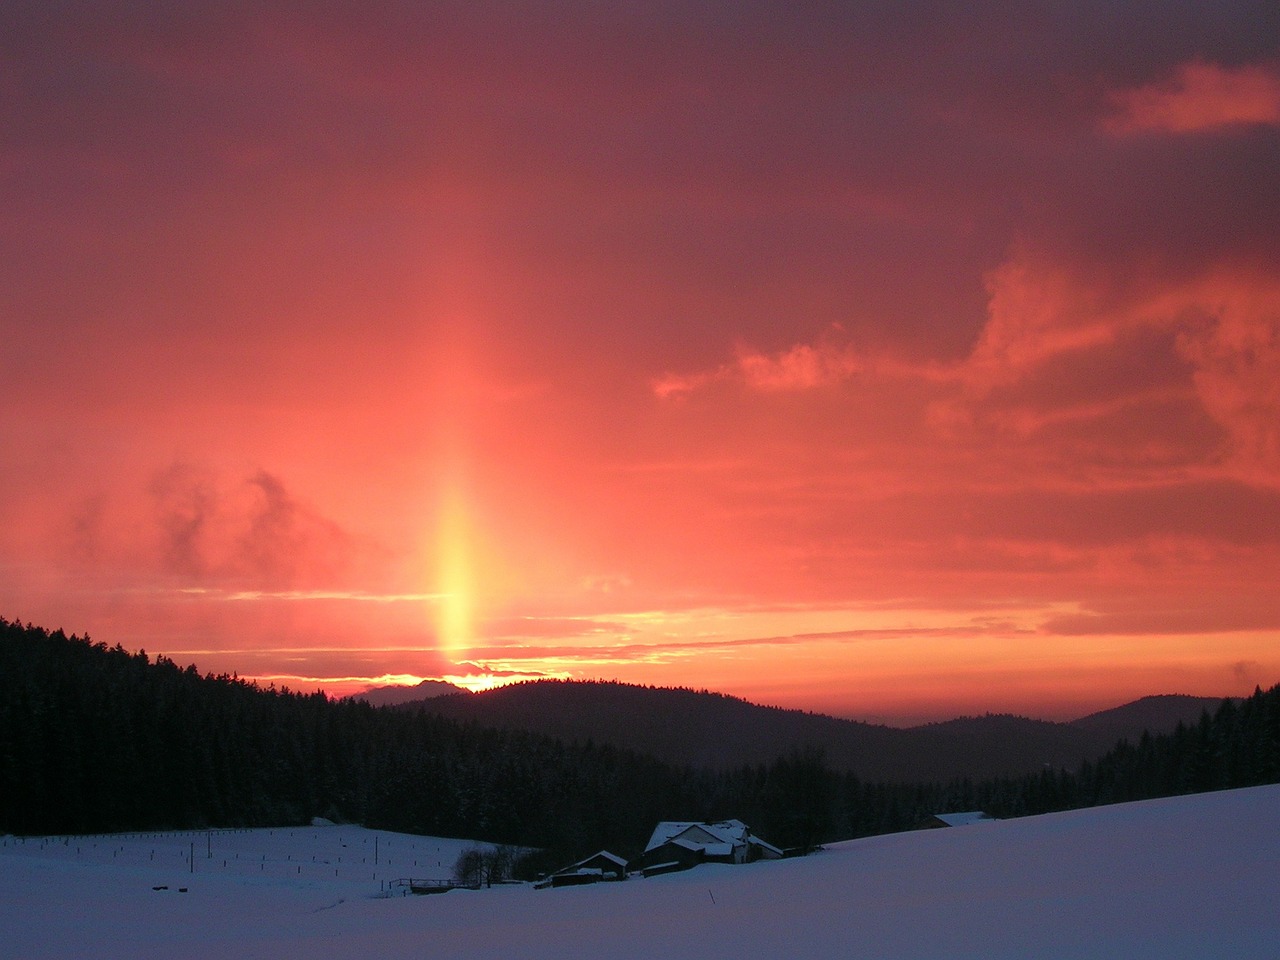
[2,618,1277,870]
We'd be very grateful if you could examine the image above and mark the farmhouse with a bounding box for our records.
[632,819,783,875]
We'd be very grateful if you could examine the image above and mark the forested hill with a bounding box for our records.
[1068,694,1235,742]
[400,680,1227,782]
[3,618,1278,862]
[0,619,727,852]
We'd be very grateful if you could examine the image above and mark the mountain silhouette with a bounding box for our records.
[395,680,1233,782]
[350,679,465,707]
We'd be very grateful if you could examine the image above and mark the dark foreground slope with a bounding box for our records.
[407,680,1229,782]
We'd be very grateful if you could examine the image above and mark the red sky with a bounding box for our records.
[3,3,1279,723]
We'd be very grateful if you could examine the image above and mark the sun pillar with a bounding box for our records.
[435,485,475,661]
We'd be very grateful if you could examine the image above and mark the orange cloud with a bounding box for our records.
[935,250,1280,486]
[651,367,724,400]
[652,331,867,399]
[737,341,864,391]
[1176,277,1280,480]
[1106,59,1280,134]
[965,257,1121,389]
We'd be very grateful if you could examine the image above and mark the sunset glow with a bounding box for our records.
[2,3,1278,724]
[434,487,477,662]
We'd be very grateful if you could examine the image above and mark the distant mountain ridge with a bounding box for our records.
[393,680,1235,783]
[349,679,465,707]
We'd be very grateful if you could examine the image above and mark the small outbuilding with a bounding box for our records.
[536,850,628,888]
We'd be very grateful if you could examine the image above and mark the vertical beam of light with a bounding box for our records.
[421,237,489,667]
[434,484,474,661]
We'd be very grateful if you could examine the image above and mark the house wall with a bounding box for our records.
[634,842,703,874]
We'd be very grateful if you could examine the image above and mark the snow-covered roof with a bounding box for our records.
[669,837,705,853]
[750,836,785,857]
[933,811,994,827]
[645,819,752,853]
[645,822,701,850]
[585,851,628,868]
[556,850,628,876]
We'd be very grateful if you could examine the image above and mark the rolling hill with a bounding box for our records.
[397,680,1233,782]
[1067,693,1233,742]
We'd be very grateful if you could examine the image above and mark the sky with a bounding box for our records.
[3,2,1279,724]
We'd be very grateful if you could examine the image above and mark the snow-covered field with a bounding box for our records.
[3,785,1277,959]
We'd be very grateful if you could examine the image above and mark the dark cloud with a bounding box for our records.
[142,463,370,591]
[149,462,217,578]
[1232,659,1265,683]
[161,645,460,682]
[1044,606,1280,636]
[454,662,549,680]
[235,470,349,590]
[7,0,1274,374]
[460,622,1025,666]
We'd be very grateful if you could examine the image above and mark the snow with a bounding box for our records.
[4,785,1279,959]
[646,818,750,851]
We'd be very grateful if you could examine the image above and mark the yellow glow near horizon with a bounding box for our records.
[240,671,556,699]
[435,487,475,660]
[441,672,552,693]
